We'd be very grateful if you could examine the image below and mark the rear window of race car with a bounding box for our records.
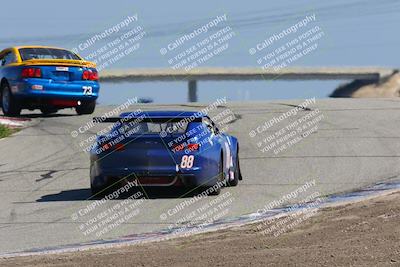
[19,48,81,61]
[117,121,190,135]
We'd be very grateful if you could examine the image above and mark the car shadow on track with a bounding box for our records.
[36,187,201,202]
[20,113,76,119]
[0,111,77,119]
[37,189,92,202]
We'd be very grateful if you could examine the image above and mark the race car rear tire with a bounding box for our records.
[202,185,221,196]
[1,83,21,116]
[209,186,221,195]
[76,100,96,115]
[227,155,240,187]
[90,184,106,198]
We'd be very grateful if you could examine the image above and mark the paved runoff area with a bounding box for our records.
[0,98,400,254]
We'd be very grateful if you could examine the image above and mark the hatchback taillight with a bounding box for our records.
[22,68,41,78]
[82,70,98,81]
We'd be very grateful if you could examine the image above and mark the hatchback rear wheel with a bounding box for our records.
[1,83,21,116]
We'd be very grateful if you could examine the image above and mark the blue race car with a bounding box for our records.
[90,111,242,196]
[0,46,99,116]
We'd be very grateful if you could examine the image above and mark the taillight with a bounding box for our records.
[82,70,98,81]
[82,70,90,80]
[91,71,99,80]
[187,143,200,151]
[173,143,185,152]
[115,143,125,151]
[101,142,125,152]
[101,143,111,151]
[22,68,41,78]
[173,143,200,152]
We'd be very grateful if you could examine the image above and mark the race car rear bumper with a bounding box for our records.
[91,168,218,188]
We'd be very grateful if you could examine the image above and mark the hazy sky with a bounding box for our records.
[1,0,399,103]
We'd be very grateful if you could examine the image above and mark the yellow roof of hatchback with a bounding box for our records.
[15,45,70,50]
[2,46,76,53]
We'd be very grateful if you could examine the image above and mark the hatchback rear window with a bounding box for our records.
[19,48,81,61]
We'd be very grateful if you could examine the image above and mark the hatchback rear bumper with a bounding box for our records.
[11,79,99,99]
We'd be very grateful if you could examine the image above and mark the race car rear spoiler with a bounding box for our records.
[92,116,203,123]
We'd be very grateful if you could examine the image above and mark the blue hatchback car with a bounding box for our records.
[0,46,99,116]
[89,111,242,196]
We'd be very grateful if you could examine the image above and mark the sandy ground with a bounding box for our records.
[331,71,400,97]
[2,191,400,267]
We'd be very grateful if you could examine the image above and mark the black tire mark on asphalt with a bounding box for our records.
[36,170,58,182]
[277,103,313,111]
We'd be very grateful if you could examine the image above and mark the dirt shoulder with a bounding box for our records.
[330,71,400,98]
[2,192,400,267]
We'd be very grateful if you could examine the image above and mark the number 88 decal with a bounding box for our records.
[180,155,194,168]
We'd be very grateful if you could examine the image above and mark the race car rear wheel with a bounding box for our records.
[90,184,107,198]
[1,83,21,116]
[76,100,96,115]
[228,154,240,187]
[203,183,221,196]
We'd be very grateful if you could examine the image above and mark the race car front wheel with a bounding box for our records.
[76,100,96,115]
[1,83,21,116]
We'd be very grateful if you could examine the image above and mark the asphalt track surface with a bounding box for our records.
[0,98,399,254]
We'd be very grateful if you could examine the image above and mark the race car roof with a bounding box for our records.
[120,110,206,118]
[93,111,206,123]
